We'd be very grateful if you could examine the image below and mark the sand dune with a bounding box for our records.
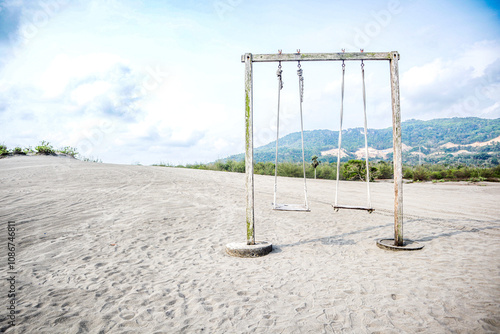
[320,148,349,158]
[440,135,500,149]
[1,155,499,333]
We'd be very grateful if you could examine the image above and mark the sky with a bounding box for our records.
[0,0,499,165]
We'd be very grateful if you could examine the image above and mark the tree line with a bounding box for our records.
[155,159,500,183]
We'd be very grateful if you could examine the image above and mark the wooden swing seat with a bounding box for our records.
[333,205,374,213]
[273,204,310,212]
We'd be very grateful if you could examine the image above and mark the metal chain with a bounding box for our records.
[297,61,304,102]
[277,61,283,90]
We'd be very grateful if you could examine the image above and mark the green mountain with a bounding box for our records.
[226,117,500,165]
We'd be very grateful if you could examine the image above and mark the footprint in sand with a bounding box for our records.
[119,310,136,320]
[391,294,403,300]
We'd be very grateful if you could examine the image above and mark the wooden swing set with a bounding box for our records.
[272,51,374,213]
[235,50,421,255]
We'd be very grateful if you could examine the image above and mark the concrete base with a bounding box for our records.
[376,239,424,251]
[225,241,272,258]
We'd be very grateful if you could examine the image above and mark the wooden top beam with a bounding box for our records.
[241,52,397,63]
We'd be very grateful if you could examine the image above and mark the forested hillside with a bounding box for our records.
[225,117,500,165]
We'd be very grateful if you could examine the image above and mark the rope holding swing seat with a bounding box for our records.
[333,60,374,213]
[273,62,282,210]
[334,61,345,207]
[273,60,310,212]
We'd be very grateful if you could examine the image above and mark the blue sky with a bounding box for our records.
[0,0,499,165]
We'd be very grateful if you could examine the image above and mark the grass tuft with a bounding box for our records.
[58,146,78,157]
[13,147,25,155]
[0,144,8,155]
[35,141,55,155]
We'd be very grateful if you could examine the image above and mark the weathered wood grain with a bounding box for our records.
[241,52,394,63]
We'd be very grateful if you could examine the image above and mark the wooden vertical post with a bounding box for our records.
[226,55,272,256]
[390,51,404,246]
[244,53,255,245]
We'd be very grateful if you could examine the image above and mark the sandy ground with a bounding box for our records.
[0,155,499,333]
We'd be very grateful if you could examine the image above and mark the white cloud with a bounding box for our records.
[482,101,500,117]
[459,40,500,78]
[401,40,500,120]
[70,81,112,106]
[38,53,128,98]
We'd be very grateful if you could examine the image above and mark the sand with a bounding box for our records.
[1,155,499,333]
